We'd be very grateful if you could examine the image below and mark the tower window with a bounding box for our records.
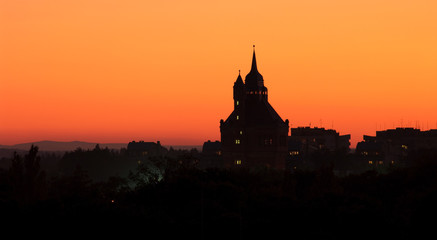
[235,139,241,144]
[236,115,239,120]
[236,100,239,106]
[236,160,242,165]
[240,130,243,135]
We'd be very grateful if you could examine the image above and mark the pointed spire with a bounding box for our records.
[245,45,264,90]
[235,69,243,85]
[251,45,258,72]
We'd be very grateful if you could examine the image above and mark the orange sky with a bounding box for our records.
[1,0,437,147]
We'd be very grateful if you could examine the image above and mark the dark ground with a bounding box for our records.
[1,146,436,239]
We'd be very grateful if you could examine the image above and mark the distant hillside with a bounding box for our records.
[0,141,203,153]
[0,141,127,152]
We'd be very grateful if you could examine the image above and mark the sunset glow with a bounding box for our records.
[1,0,437,147]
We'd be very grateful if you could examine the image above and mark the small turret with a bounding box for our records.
[233,70,245,109]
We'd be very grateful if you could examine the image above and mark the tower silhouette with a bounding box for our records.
[220,47,289,169]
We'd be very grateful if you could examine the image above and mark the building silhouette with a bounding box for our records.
[287,127,351,171]
[288,127,351,157]
[220,47,289,169]
[356,128,437,166]
[199,140,222,169]
[127,140,167,156]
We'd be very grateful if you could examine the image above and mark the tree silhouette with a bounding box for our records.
[8,145,46,204]
[8,151,24,202]
[128,160,161,189]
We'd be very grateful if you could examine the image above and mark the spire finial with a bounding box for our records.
[239,69,241,75]
[251,45,258,72]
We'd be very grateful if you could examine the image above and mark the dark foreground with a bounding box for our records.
[1,147,437,239]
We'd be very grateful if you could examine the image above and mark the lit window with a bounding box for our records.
[402,145,408,150]
[391,161,395,165]
[236,115,239,120]
[235,139,241,144]
[362,151,368,156]
[289,151,299,156]
[236,160,242,165]
[240,130,243,135]
[378,161,383,165]
[217,151,222,156]
[236,101,239,105]
[369,161,373,165]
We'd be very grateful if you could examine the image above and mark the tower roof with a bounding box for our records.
[235,70,244,85]
[245,45,264,89]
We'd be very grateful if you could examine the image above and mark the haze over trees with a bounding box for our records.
[0,144,436,238]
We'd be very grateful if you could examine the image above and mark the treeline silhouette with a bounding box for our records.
[0,145,436,238]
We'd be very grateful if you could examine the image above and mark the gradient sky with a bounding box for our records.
[1,0,437,147]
